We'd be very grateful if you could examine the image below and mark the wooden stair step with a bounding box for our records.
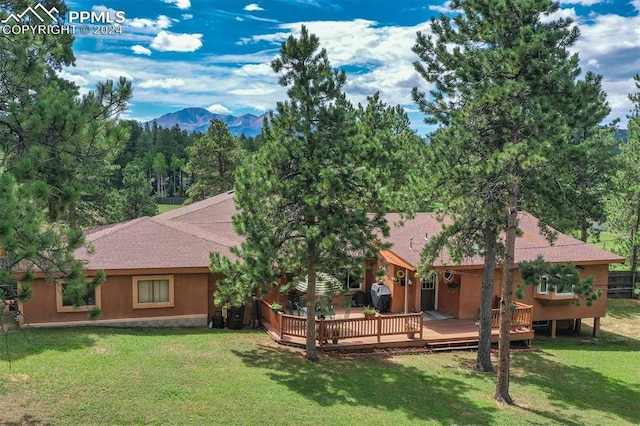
[430,344,478,352]
[427,339,479,351]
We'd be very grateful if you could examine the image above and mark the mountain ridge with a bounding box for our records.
[147,107,266,136]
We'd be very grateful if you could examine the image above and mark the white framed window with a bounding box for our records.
[343,268,363,291]
[132,275,174,309]
[421,276,435,291]
[555,284,575,296]
[537,275,549,294]
[56,282,101,313]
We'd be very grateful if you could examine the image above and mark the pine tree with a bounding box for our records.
[0,0,130,313]
[213,27,391,362]
[535,72,617,241]
[606,75,640,293]
[119,164,158,220]
[412,0,600,402]
[185,119,244,202]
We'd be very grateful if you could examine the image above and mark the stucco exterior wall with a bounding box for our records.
[440,264,610,321]
[20,272,213,327]
[437,275,461,318]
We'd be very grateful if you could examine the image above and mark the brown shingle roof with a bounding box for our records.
[384,212,624,268]
[78,191,241,271]
[78,191,623,272]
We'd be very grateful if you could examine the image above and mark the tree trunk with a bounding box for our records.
[630,205,640,293]
[496,186,518,405]
[580,224,588,242]
[475,224,497,372]
[305,245,319,362]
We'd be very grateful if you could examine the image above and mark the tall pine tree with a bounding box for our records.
[0,0,130,313]
[605,74,640,293]
[213,27,392,361]
[413,0,604,402]
[185,119,244,202]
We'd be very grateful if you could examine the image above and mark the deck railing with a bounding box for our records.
[260,300,423,346]
[491,301,533,330]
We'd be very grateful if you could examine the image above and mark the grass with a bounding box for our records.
[588,231,624,252]
[157,203,183,213]
[1,299,639,425]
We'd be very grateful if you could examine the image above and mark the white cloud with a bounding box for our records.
[92,5,122,21]
[574,14,640,65]
[233,63,274,77]
[128,15,172,30]
[58,70,88,87]
[206,104,232,114]
[235,19,433,119]
[139,78,185,89]
[229,85,276,96]
[131,45,152,55]
[150,31,203,52]
[570,11,640,127]
[68,51,285,124]
[89,68,133,80]
[244,14,279,23]
[182,13,193,20]
[559,0,603,6]
[540,7,578,24]
[244,4,264,12]
[586,58,600,68]
[602,78,635,127]
[163,0,191,10]
[428,1,453,14]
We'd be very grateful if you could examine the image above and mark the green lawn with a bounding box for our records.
[1,299,639,425]
[157,203,183,213]
[588,231,623,253]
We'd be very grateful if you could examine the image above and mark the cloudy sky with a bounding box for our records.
[62,0,640,136]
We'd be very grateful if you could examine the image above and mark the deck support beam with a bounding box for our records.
[593,317,600,337]
[550,319,557,339]
[574,318,581,333]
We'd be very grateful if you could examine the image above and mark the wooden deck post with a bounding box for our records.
[593,317,600,337]
[574,318,582,333]
[550,319,557,339]
[376,315,381,343]
[318,318,325,348]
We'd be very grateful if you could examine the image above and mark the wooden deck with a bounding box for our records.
[260,302,534,352]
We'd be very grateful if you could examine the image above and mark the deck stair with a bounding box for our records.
[427,339,479,351]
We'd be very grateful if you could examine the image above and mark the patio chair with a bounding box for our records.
[286,300,295,315]
[316,294,334,319]
[296,296,308,316]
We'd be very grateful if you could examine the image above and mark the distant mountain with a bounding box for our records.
[615,128,628,143]
[147,108,266,137]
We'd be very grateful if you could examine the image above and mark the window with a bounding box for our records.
[132,275,174,309]
[555,284,575,296]
[343,267,363,291]
[56,282,101,313]
[537,275,549,295]
[421,276,435,291]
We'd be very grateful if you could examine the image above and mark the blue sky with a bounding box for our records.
[61,0,640,136]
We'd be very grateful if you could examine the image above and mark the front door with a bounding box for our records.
[420,276,436,311]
